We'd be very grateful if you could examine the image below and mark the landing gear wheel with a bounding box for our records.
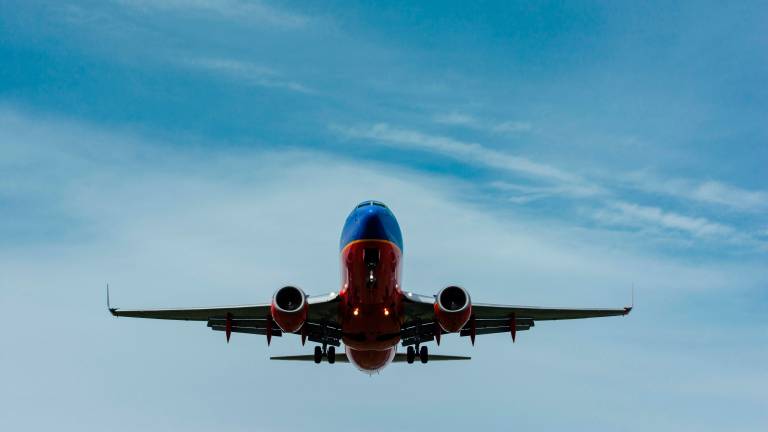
[313,346,322,364]
[406,346,415,364]
[419,345,428,364]
[327,346,336,364]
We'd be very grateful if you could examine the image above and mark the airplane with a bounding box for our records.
[109,200,631,373]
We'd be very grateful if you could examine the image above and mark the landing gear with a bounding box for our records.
[406,345,429,364]
[314,344,336,364]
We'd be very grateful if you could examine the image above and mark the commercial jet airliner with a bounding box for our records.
[109,200,631,373]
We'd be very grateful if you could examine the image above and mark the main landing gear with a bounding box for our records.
[406,319,430,364]
[406,345,429,364]
[313,345,336,364]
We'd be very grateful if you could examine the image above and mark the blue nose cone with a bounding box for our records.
[340,201,403,251]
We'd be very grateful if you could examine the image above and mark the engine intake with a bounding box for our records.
[434,286,472,333]
[270,286,307,333]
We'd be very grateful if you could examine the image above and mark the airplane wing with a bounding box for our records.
[401,292,631,345]
[109,290,343,346]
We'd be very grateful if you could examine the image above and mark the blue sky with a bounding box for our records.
[0,1,766,431]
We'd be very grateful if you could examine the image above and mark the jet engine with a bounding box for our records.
[270,286,308,333]
[434,286,472,333]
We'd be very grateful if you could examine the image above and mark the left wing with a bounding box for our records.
[109,290,342,346]
[401,292,631,345]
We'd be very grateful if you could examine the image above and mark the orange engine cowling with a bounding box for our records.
[434,286,472,333]
[270,286,308,333]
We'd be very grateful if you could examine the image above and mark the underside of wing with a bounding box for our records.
[471,303,632,321]
[401,290,631,344]
[109,290,343,345]
[110,304,271,321]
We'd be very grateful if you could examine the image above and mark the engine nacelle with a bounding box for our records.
[270,286,308,333]
[434,286,472,333]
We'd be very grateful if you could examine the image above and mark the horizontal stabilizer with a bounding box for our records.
[394,354,470,362]
[270,353,471,363]
[271,354,350,363]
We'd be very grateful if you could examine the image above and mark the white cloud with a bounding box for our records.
[334,123,595,189]
[623,171,768,213]
[433,112,479,127]
[429,116,765,213]
[182,57,315,93]
[331,122,768,250]
[691,180,768,211]
[489,181,600,203]
[491,120,532,133]
[115,0,310,28]
[433,112,532,134]
[593,201,736,238]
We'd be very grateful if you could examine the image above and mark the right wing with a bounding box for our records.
[401,292,631,345]
[109,291,343,346]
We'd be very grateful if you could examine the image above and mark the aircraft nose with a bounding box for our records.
[359,208,385,232]
[340,202,403,251]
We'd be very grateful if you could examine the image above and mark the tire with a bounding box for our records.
[327,346,336,364]
[419,345,428,364]
[406,346,415,364]
[314,346,322,364]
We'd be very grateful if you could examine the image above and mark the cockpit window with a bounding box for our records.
[356,201,388,209]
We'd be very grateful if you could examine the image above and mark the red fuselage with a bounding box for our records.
[337,202,405,372]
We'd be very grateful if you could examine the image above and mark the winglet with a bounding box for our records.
[107,283,118,316]
[623,285,634,316]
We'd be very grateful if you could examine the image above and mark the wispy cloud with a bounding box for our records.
[183,57,315,93]
[489,181,600,203]
[593,201,736,239]
[434,112,532,135]
[433,112,476,127]
[334,123,594,188]
[333,122,767,248]
[115,0,310,28]
[623,172,768,213]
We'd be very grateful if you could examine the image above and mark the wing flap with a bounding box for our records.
[460,325,531,337]
[210,325,284,337]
